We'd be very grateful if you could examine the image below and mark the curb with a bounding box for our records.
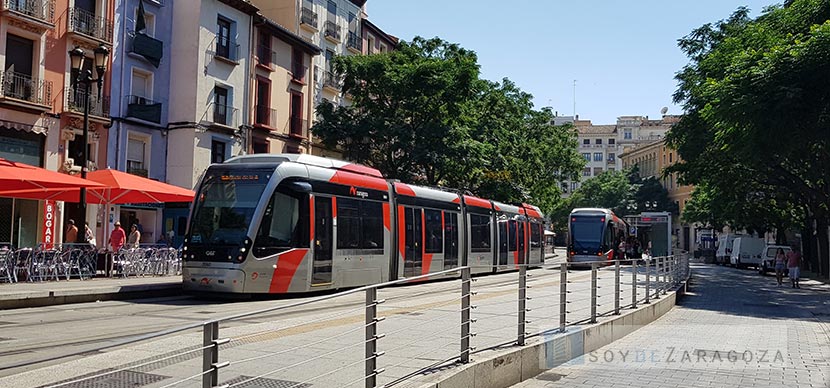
[415,278,690,388]
[0,282,182,310]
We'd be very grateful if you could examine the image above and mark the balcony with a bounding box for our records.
[346,31,362,53]
[211,34,240,65]
[322,71,342,92]
[202,102,239,129]
[1,0,54,30]
[128,32,163,67]
[291,62,307,84]
[253,105,277,129]
[324,20,341,43]
[126,167,148,177]
[289,116,308,139]
[125,95,162,123]
[607,158,616,165]
[0,71,52,111]
[68,7,113,44]
[65,87,110,119]
[256,44,277,70]
[300,6,318,31]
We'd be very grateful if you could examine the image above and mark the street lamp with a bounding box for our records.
[68,44,109,243]
[644,201,657,210]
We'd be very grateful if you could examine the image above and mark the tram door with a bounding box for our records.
[404,207,422,277]
[444,212,459,269]
[313,197,333,285]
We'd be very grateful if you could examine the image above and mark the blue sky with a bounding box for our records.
[365,1,776,124]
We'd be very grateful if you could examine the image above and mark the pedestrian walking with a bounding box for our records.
[64,219,78,244]
[773,248,786,286]
[109,222,126,252]
[787,247,801,288]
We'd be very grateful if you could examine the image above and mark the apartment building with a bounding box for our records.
[0,0,115,246]
[167,0,258,190]
[620,138,695,252]
[250,14,321,155]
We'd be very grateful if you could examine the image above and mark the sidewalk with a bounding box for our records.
[513,264,830,388]
[0,276,181,309]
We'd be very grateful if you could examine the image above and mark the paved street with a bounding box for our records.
[513,263,830,388]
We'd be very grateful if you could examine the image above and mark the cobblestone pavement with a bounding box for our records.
[514,263,830,388]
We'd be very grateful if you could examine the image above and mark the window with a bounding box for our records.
[290,92,303,136]
[669,153,673,163]
[255,78,270,126]
[127,137,147,174]
[530,223,541,248]
[582,153,590,161]
[444,212,459,268]
[608,139,615,145]
[336,198,384,250]
[582,139,590,145]
[624,129,632,139]
[211,140,226,164]
[593,153,603,161]
[292,48,304,81]
[470,214,490,253]
[608,153,616,162]
[258,31,271,66]
[254,184,310,257]
[583,167,591,177]
[252,138,268,154]
[213,85,229,125]
[594,167,603,175]
[572,182,579,191]
[595,139,602,145]
[367,35,375,54]
[325,49,335,71]
[508,220,517,251]
[379,44,387,52]
[216,17,232,59]
[608,167,616,172]
[130,70,152,100]
[326,0,336,15]
[424,209,443,253]
[135,8,155,36]
[6,34,34,78]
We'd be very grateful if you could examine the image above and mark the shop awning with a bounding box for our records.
[0,119,48,135]
[0,158,105,197]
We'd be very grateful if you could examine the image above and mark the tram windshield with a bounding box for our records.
[569,216,605,252]
[188,169,271,245]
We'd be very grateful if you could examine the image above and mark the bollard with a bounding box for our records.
[460,267,471,363]
[365,287,379,388]
[614,260,620,315]
[631,260,638,309]
[644,258,650,304]
[517,265,527,346]
[202,321,219,388]
[590,263,597,323]
[559,263,567,332]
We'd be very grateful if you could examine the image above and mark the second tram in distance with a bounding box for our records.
[567,208,628,265]
[182,154,546,293]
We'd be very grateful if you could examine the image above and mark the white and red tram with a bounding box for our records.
[182,154,546,293]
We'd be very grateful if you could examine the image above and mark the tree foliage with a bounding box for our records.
[313,37,584,215]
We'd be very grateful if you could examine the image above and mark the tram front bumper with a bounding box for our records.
[183,266,246,293]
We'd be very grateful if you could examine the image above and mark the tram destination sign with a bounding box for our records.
[641,216,668,223]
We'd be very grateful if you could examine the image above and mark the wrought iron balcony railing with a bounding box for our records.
[1,0,54,25]
[289,116,308,139]
[254,105,277,128]
[323,71,342,91]
[68,7,113,43]
[324,20,341,41]
[0,71,52,107]
[203,102,239,128]
[213,34,240,63]
[300,6,318,29]
[347,31,362,52]
[65,87,110,118]
[256,44,277,68]
[125,95,162,123]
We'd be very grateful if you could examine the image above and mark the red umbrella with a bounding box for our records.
[0,158,105,197]
[0,169,195,204]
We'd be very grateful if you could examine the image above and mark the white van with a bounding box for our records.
[716,234,738,264]
[759,245,792,275]
[729,237,765,269]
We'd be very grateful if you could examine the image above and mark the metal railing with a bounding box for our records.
[256,44,277,68]
[324,20,341,41]
[202,102,239,128]
[213,34,240,63]
[0,71,52,106]
[18,254,690,388]
[65,87,110,118]
[291,63,307,83]
[1,0,54,24]
[125,94,163,123]
[300,6,317,29]
[254,105,277,128]
[68,7,113,43]
[347,31,362,52]
[289,116,308,138]
[323,70,343,91]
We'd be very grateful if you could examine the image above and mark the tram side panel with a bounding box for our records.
[463,195,495,275]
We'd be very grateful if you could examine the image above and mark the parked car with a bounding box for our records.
[729,237,765,269]
[758,245,792,275]
[716,234,739,265]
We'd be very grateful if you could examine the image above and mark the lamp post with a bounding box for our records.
[68,44,109,243]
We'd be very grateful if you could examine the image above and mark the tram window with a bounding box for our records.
[444,212,459,268]
[254,188,309,257]
[470,214,491,253]
[602,223,614,251]
[518,221,525,251]
[508,220,518,251]
[530,223,541,247]
[424,209,443,253]
[337,197,384,250]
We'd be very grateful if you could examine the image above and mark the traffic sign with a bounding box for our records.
[630,226,637,235]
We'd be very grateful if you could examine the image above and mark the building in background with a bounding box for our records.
[250,14,321,155]
[108,0,175,245]
[167,0,258,191]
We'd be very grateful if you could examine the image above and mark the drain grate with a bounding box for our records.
[221,376,311,388]
[40,370,169,388]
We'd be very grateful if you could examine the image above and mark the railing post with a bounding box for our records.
[559,263,567,332]
[202,321,219,388]
[614,260,620,315]
[460,267,472,363]
[653,256,661,300]
[365,287,383,388]
[590,263,597,323]
[662,256,668,295]
[631,260,638,309]
[517,265,527,346]
[644,258,651,304]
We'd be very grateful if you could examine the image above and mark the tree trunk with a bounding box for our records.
[818,218,830,279]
